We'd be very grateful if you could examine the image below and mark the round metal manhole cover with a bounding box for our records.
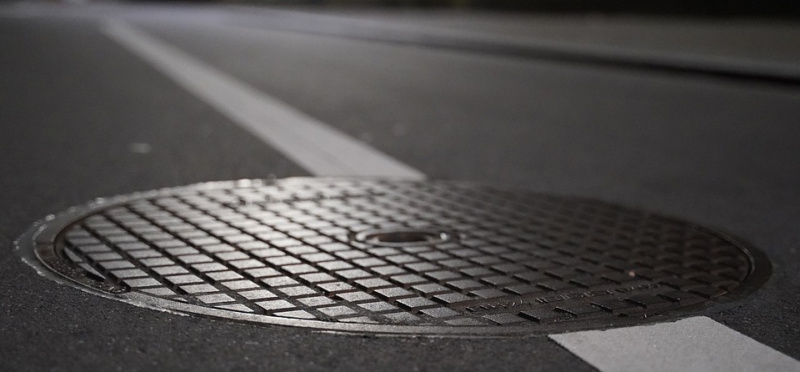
[18,178,769,336]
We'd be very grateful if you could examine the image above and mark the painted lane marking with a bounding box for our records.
[102,20,424,180]
[551,316,800,372]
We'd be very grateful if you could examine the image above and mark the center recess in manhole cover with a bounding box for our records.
[18,178,769,336]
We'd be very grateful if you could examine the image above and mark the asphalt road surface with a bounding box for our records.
[1,2,800,371]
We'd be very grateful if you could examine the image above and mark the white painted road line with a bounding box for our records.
[102,20,425,180]
[551,316,800,372]
[101,19,797,372]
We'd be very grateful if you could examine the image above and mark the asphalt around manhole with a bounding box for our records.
[17,178,769,336]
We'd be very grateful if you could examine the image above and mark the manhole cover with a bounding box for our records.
[18,178,769,336]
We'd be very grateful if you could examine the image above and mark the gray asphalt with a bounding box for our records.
[1,3,799,371]
[306,9,800,65]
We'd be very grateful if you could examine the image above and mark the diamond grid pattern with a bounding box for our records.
[57,179,753,327]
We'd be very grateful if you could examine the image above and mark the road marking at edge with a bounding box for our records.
[551,316,800,372]
[102,20,799,372]
[102,20,424,180]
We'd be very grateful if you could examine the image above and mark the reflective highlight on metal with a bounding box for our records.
[18,178,770,336]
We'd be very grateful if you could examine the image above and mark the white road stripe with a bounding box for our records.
[102,20,425,180]
[551,316,800,372]
[101,19,796,372]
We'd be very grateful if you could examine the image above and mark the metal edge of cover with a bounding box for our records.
[14,178,772,337]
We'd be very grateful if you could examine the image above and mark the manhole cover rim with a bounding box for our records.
[16,178,772,337]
